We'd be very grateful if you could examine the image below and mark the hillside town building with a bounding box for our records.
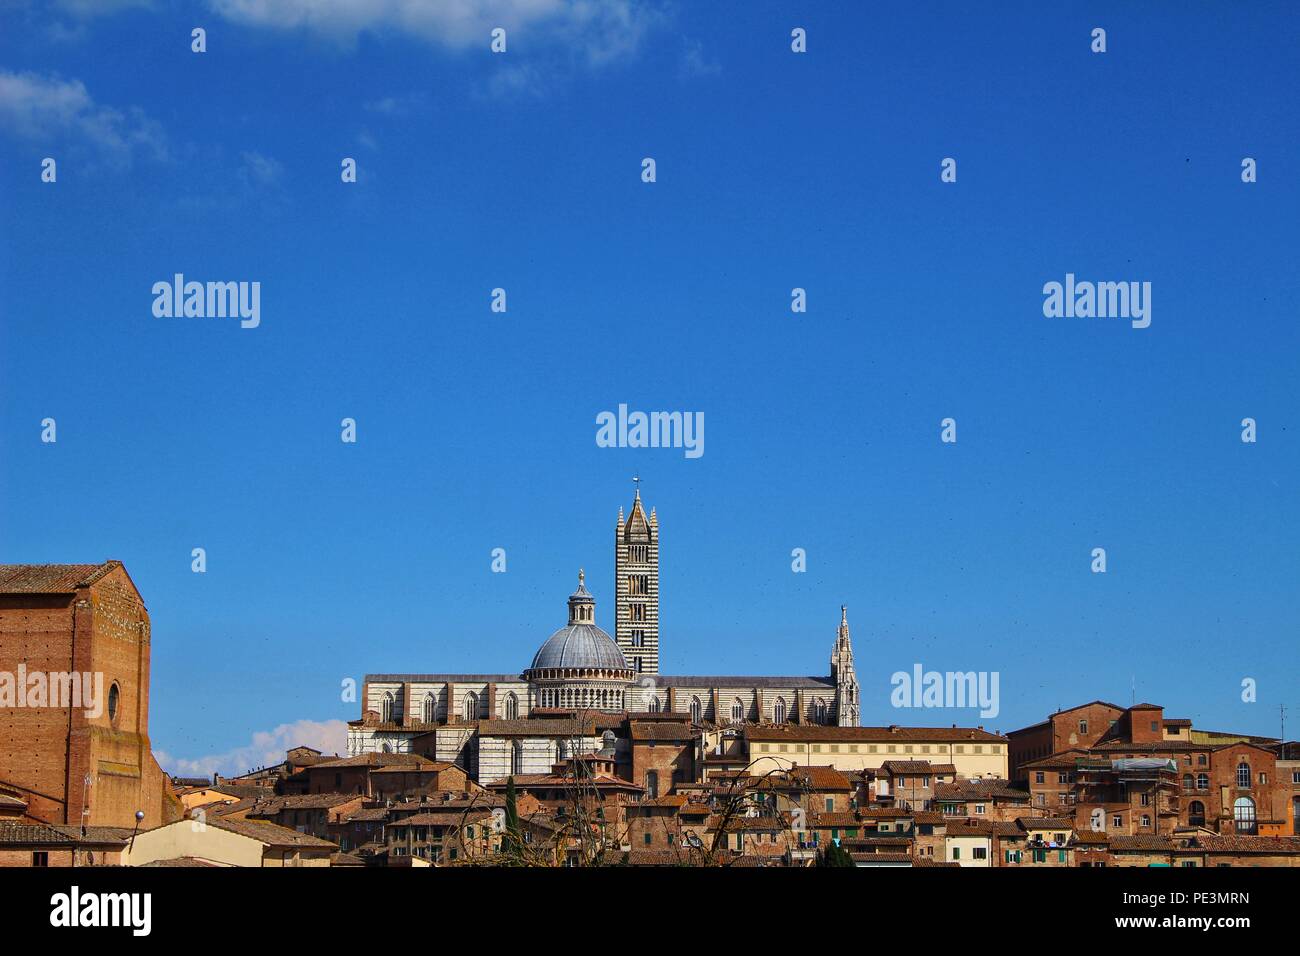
[0,562,179,831]
[348,492,862,777]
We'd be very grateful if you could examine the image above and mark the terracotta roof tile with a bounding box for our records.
[0,562,120,593]
[746,725,1007,744]
[206,817,338,849]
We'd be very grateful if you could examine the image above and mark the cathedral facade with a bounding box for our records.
[348,491,860,780]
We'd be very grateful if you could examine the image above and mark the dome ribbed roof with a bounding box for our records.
[530,623,628,672]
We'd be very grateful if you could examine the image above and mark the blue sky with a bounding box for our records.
[1,1,1297,774]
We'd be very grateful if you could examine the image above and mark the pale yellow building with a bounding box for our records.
[745,725,1008,780]
[122,816,338,867]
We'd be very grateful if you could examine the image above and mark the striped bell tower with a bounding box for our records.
[615,479,659,674]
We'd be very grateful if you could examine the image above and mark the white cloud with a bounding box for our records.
[238,149,283,187]
[678,38,720,80]
[0,70,167,166]
[364,91,428,116]
[209,0,665,64]
[156,718,349,778]
[54,0,156,15]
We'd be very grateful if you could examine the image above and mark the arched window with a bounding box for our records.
[731,698,745,723]
[1236,762,1251,789]
[504,692,519,720]
[813,698,827,723]
[1181,774,1193,791]
[645,770,659,799]
[423,692,436,723]
[1196,772,1210,790]
[382,742,392,753]
[107,682,121,724]
[462,692,477,722]
[649,696,661,713]
[690,697,702,724]
[511,740,523,776]
[1188,800,1206,827]
[557,740,569,762]
[1234,796,1256,833]
[773,698,787,724]
[381,691,395,723]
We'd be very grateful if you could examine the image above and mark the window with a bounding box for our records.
[1150,721,1159,732]
[648,696,660,713]
[1182,774,1193,791]
[1189,801,1206,827]
[643,833,652,845]
[1236,762,1251,789]
[1058,772,1069,784]
[504,693,519,721]
[1035,772,1045,784]
[107,682,120,724]
[1032,849,1046,863]
[973,847,987,860]
[773,698,787,724]
[952,847,961,860]
[689,697,702,723]
[511,740,523,776]
[32,851,48,867]
[645,771,659,798]
[1113,815,1122,828]
[813,698,827,723]
[462,693,477,721]
[825,797,834,812]
[1140,792,1151,806]
[1141,814,1151,828]
[1233,797,1256,834]
[381,691,394,723]
[635,657,643,674]
[731,698,744,723]
[1197,773,1210,790]
[1079,719,1088,734]
[423,692,436,723]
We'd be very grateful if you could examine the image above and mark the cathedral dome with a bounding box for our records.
[526,570,630,674]
[530,623,627,671]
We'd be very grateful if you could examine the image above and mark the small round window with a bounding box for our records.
[108,682,120,723]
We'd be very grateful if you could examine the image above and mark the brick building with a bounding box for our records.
[0,562,179,830]
[1010,700,1297,837]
